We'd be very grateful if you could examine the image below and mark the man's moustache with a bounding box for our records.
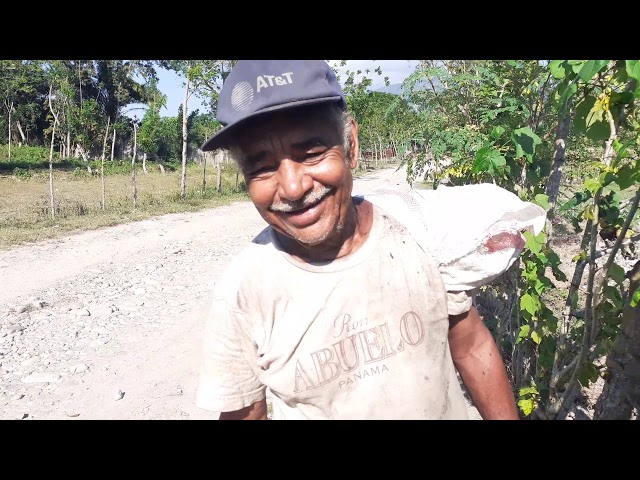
[269,186,334,213]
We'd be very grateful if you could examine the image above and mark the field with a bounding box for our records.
[0,159,248,250]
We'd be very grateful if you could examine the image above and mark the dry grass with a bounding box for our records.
[0,162,249,250]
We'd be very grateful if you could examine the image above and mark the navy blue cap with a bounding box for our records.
[201,60,347,151]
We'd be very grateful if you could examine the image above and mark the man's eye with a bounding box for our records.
[304,150,324,160]
[250,165,275,175]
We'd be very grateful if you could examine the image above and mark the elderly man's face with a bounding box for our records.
[232,107,358,253]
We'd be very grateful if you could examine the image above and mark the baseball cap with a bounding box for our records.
[200,60,347,151]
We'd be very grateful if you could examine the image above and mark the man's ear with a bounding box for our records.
[348,117,359,170]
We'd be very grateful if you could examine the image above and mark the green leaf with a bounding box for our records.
[572,250,587,262]
[568,60,586,73]
[523,231,542,254]
[584,204,596,220]
[626,60,640,81]
[578,362,600,387]
[511,127,542,163]
[578,60,609,82]
[549,60,569,79]
[610,90,635,106]
[558,191,592,211]
[609,263,626,284]
[558,81,578,106]
[472,146,491,173]
[533,194,551,211]
[616,165,639,190]
[586,118,611,142]
[584,178,601,194]
[551,264,568,282]
[531,330,542,345]
[519,386,539,396]
[490,126,505,139]
[516,324,530,344]
[574,96,597,134]
[520,293,539,315]
[487,150,506,175]
[518,398,534,416]
[630,287,640,308]
[604,285,624,310]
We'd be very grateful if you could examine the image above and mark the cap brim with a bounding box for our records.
[200,96,345,152]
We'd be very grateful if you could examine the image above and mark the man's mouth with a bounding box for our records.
[270,187,334,214]
[287,196,326,215]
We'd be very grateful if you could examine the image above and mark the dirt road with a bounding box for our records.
[1,166,483,420]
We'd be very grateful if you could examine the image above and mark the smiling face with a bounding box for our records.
[228,103,360,260]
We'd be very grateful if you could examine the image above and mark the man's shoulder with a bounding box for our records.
[214,226,278,289]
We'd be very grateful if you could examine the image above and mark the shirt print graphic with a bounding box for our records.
[292,310,426,392]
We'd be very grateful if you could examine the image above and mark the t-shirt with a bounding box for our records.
[195,183,546,419]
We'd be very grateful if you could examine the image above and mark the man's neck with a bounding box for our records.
[275,197,374,263]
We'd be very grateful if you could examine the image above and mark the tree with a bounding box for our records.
[159,60,233,200]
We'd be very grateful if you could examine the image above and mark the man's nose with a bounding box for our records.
[276,160,313,201]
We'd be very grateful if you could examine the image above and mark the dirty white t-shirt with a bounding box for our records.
[196,204,472,419]
[196,184,546,419]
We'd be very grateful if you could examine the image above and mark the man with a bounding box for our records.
[195,60,545,420]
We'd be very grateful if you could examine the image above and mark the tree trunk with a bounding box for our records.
[216,162,222,192]
[202,152,207,194]
[110,128,116,163]
[180,76,190,200]
[76,143,92,174]
[131,123,138,208]
[593,261,640,419]
[545,104,572,245]
[102,116,110,162]
[142,152,148,174]
[101,155,106,210]
[16,120,25,145]
[7,102,12,161]
[47,86,58,220]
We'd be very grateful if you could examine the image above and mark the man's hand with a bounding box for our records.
[219,398,268,420]
[448,306,519,420]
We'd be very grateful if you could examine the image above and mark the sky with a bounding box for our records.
[142,60,420,118]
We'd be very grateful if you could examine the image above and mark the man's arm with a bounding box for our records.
[219,398,268,420]
[448,306,519,420]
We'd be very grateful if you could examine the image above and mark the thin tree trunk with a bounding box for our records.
[101,154,106,210]
[180,76,190,200]
[216,162,222,192]
[131,123,138,208]
[16,119,25,145]
[76,143,92,174]
[110,128,116,163]
[142,152,147,174]
[47,86,59,220]
[202,152,207,194]
[545,103,572,245]
[102,116,110,162]
[7,101,12,161]
[593,261,640,419]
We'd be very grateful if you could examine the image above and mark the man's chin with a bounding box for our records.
[274,223,335,250]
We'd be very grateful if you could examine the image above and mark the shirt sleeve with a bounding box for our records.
[195,296,266,413]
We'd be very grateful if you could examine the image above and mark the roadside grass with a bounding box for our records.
[0,161,249,250]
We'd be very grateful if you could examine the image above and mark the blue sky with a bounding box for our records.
[138,60,420,119]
